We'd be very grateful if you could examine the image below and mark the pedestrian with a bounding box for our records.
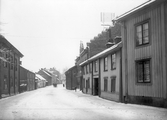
[74,86,77,92]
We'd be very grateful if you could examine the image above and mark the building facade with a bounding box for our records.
[80,41,122,102]
[37,69,52,86]
[0,35,23,97]
[117,0,167,107]
[65,66,77,90]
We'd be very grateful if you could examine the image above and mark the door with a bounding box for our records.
[94,78,98,95]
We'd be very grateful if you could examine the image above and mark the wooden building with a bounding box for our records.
[0,35,23,97]
[65,66,77,90]
[19,66,35,92]
[117,0,167,107]
[37,69,52,86]
[80,41,122,102]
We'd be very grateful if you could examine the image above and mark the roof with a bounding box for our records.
[35,74,47,81]
[116,0,156,21]
[0,35,24,57]
[42,70,52,77]
[80,42,122,66]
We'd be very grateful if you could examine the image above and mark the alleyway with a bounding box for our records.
[0,85,167,120]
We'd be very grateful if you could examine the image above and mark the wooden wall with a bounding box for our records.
[124,3,167,98]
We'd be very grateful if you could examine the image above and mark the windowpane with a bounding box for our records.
[137,26,142,32]
[104,57,108,71]
[144,61,150,82]
[143,23,148,30]
[137,62,143,82]
[111,54,116,69]
[104,78,108,92]
[136,22,149,46]
[111,77,116,92]
[143,37,149,44]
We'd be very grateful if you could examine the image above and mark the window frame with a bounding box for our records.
[135,19,151,47]
[104,56,108,71]
[111,53,116,70]
[111,76,116,92]
[136,58,151,84]
[104,77,108,92]
[94,60,98,72]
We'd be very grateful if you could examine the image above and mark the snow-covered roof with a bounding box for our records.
[116,0,155,21]
[35,74,47,81]
[80,42,122,66]
[42,70,52,77]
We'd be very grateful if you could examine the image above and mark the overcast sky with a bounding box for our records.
[0,0,147,73]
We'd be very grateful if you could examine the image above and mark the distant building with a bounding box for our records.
[37,69,52,86]
[65,66,77,90]
[19,66,35,93]
[35,74,47,88]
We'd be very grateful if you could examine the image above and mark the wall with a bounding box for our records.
[123,3,167,98]
[100,50,121,102]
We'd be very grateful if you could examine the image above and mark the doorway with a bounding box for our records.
[94,78,99,95]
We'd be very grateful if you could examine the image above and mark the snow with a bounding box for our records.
[0,85,166,120]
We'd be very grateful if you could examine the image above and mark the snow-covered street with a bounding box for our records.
[0,85,167,120]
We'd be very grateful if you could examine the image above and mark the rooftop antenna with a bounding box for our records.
[100,12,116,30]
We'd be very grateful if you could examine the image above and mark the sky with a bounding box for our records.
[0,0,148,73]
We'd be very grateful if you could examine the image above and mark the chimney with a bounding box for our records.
[106,41,115,48]
[114,36,121,44]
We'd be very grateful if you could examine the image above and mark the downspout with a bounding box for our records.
[123,21,128,103]
[91,61,93,95]
[14,53,15,94]
[119,48,123,102]
[98,58,101,96]
[8,50,11,95]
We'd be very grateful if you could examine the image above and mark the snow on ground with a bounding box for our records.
[0,85,167,120]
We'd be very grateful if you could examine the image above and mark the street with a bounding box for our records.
[0,85,167,120]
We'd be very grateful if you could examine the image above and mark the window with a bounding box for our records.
[89,63,92,73]
[111,53,116,70]
[87,64,89,74]
[3,53,8,68]
[111,76,116,92]
[95,60,98,72]
[104,77,108,92]
[83,78,85,88]
[11,56,14,70]
[15,77,17,87]
[136,59,151,83]
[15,58,17,71]
[3,75,7,90]
[104,57,108,71]
[136,21,149,46]
[87,78,90,88]
[10,76,13,87]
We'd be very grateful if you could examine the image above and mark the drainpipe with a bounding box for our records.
[98,58,101,96]
[14,53,15,94]
[8,50,11,95]
[119,48,123,102]
[91,61,93,95]
[123,21,128,103]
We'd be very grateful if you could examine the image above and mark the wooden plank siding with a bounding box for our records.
[124,3,167,98]
[100,51,121,102]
